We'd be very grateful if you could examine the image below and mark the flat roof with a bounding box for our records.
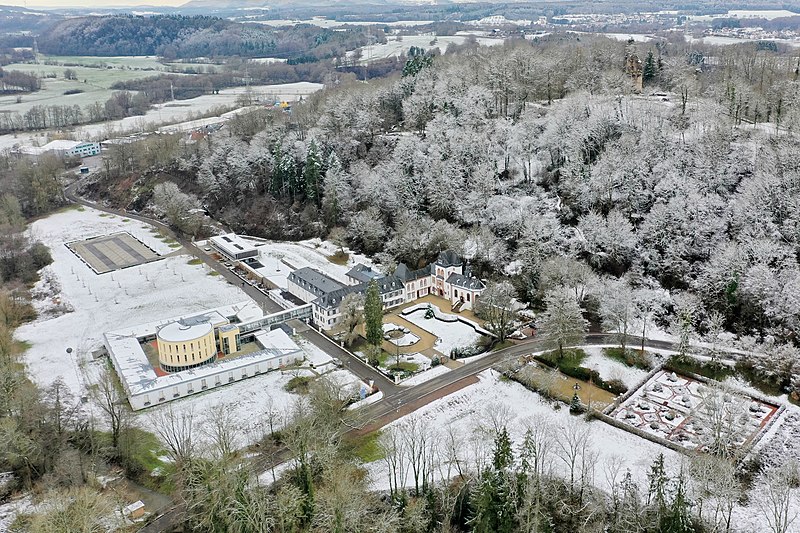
[106,326,301,397]
[209,233,258,257]
[157,319,213,343]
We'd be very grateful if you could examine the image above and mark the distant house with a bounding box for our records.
[18,139,100,158]
[305,250,485,330]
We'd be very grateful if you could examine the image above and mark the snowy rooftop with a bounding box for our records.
[19,139,92,155]
[157,319,213,343]
[107,323,302,396]
[209,233,258,258]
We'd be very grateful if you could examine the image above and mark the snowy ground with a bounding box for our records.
[347,34,505,63]
[365,369,684,493]
[242,236,375,287]
[399,364,450,387]
[403,305,485,357]
[582,346,649,389]
[17,206,363,449]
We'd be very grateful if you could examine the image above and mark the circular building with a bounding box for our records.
[156,317,217,373]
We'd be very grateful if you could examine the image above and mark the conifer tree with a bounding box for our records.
[304,140,322,206]
[643,51,658,83]
[364,280,383,357]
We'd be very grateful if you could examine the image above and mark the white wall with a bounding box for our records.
[127,351,302,410]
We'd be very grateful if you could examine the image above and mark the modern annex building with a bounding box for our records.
[105,301,310,410]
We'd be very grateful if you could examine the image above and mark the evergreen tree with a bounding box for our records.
[270,145,286,196]
[403,46,434,77]
[364,280,383,354]
[304,140,322,206]
[471,428,518,533]
[643,51,658,83]
[321,152,346,227]
[660,477,694,533]
[647,454,668,515]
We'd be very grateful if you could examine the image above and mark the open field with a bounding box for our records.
[37,55,168,70]
[347,34,505,63]
[0,62,169,115]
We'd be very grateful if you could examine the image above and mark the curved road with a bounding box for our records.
[65,180,696,532]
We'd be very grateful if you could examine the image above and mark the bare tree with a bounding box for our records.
[475,280,518,342]
[91,364,129,453]
[756,465,798,533]
[378,427,407,500]
[203,404,240,459]
[693,383,748,460]
[150,404,196,467]
[554,420,593,500]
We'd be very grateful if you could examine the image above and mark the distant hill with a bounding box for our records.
[36,14,373,59]
[0,5,62,34]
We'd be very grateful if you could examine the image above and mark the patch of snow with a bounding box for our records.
[347,390,384,410]
[399,364,450,387]
[403,304,487,357]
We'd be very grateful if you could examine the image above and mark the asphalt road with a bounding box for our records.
[63,182,695,532]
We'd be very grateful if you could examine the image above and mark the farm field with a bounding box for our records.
[347,34,505,63]
[36,55,168,70]
[0,62,173,115]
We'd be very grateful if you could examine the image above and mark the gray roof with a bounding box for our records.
[434,250,463,269]
[346,263,385,284]
[394,263,430,282]
[315,276,406,310]
[447,272,485,291]
[288,267,345,298]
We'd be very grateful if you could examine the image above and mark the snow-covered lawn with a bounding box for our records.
[365,369,684,492]
[402,305,486,357]
[399,364,450,387]
[582,346,650,389]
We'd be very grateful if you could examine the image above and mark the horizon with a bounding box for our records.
[5,0,187,7]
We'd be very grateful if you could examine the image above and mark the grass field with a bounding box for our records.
[37,55,167,70]
[0,62,173,115]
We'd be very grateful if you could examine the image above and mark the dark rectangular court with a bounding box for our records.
[66,232,161,274]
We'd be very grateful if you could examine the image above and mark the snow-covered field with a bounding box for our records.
[403,305,486,357]
[17,207,363,448]
[0,82,323,151]
[582,346,649,389]
[365,369,684,492]
[347,34,505,63]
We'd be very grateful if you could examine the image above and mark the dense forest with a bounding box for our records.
[89,33,800,374]
[3,26,800,533]
[37,15,381,59]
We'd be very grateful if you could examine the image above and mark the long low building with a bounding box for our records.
[209,233,259,261]
[18,139,100,158]
[104,301,305,410]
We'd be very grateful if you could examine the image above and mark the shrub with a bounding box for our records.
[284,375,312,393]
